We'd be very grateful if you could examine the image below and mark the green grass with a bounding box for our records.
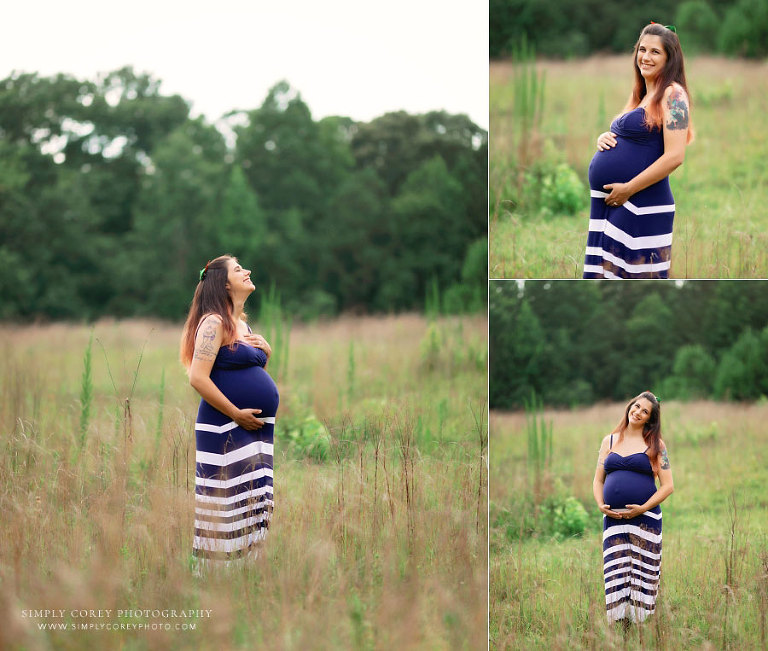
[490,400,768,648]
[0,314,487,649]
[490,55,768,278]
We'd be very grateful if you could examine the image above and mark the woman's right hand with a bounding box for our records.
[233,408,264,430]
[596,132,618,151]
[598,503,620,518]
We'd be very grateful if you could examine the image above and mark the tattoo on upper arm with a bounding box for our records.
[666,89,689,130]
[193,321,219,361]
[660,448,671,470]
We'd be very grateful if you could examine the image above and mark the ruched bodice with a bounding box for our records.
[603,450,657,510]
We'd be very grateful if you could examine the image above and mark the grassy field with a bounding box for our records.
[0,314,487,650]
[490,401,768,649]
[490,55,768,278]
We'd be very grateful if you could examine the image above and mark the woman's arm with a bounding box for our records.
[624,441,675,517]
[593,434,620,517]
[188,315,264,430]
[603,84,690,205]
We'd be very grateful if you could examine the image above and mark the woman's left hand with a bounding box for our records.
[621,504,646,519]
[603,182,633,207]
[244,333,272,358]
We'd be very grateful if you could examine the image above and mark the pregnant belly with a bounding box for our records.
[211,367,280,417]
[603,470,656,509]
[588,140,657,189]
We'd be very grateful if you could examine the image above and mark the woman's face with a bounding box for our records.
[628,397,653,427]
[226,258,255,295]
[636,35,668,83]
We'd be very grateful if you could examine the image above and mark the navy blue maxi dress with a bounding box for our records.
[193,339,279,563]
[583,108,675,278]
[602,435,662,622]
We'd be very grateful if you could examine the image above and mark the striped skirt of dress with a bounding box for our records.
[193,418,275,564]
[583,190,675,279]
[603,508,662,622]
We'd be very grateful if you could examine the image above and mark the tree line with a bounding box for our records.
[0,68,487,321]
[490,0,768,58]
[490,281,768,409]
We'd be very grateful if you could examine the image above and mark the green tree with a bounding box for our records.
[675,1,720,54]
[661,344,717,400]
[126,119,229,318]
[215,165,268,286]
[714,329,768,400]
[718,0,768,57]
[379,156,467,311]
[490,296,547,408]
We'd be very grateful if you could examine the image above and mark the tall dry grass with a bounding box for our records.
[0,314,487,649]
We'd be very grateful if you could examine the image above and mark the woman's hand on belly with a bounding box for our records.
[622,503,647,518]
[598,503,622,518]
[233,407,265,430]
[603,182,634,207]
[597,131,618,151]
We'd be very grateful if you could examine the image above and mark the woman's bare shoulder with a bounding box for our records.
[196,313,223,336]
[664,82,688,99]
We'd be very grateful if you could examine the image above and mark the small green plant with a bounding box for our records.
[541,495,589,541]
[347,340,356,403]
[537,163,588,216]
[78,330,94,451]
[281,413,331,462]
[524,392,552,501]
[419,321,443,372]
[511,34,546,172]
[259,284,291,382]
[425,276,441,320]
[154,367,165,449]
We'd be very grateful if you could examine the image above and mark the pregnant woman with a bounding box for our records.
[180,255,279,566]
[592,392,674,624]
[583,23,694,278]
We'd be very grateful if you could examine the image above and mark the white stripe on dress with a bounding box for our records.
[606,587,658,607]
[195,513,269,533]
[603,543,662,561]
[604,565,660,582]
[603,524,663,545]
[605,576,659,592]
[196,417,275,434]
[586,222,673,250]
[603,556,660,573]
[196,467,273,491]
[195,486,273,506]
[606,602,654,623]
[590,190,675,215]
[588,249,671,274]
[194,529,267,553]
[196,441,274,467]
[196,499,274,519]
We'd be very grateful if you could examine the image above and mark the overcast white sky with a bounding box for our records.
[1,0,488,129]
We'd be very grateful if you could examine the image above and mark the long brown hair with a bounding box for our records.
[621,23,694,144]
[180,255,239,368]
[612,391,663,474]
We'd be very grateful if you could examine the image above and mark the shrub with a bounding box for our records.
[541,495,589,541]
[675,1,719,54]
[280,408,331,462]
[524,162,588,218]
